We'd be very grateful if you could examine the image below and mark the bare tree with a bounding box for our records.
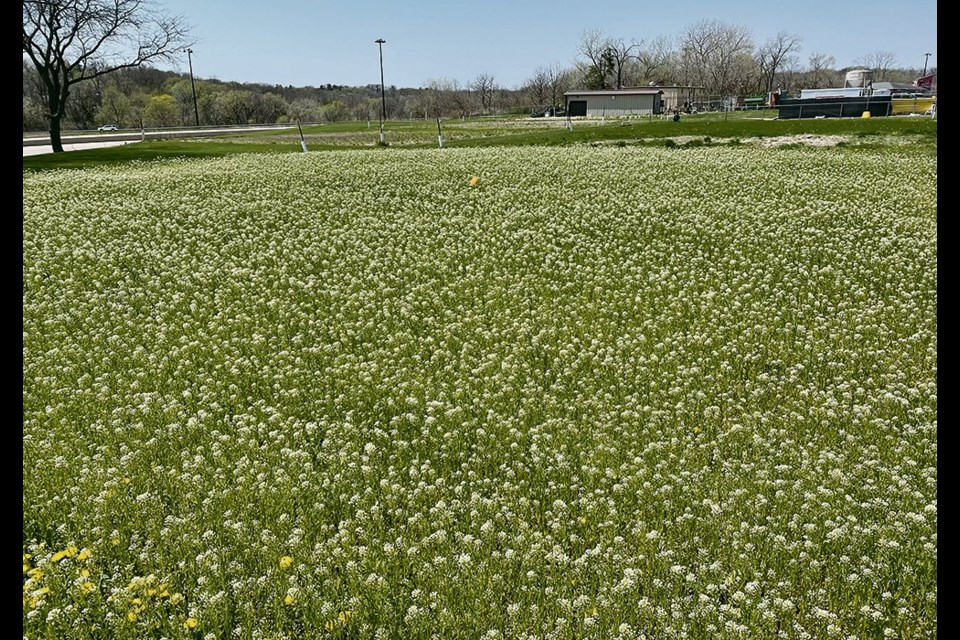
[634,36,675,85]
[775,56,803,94]
[578,30,656,90]
[605,37,642,90]
[524,66,551,108]
[577,28,616,89]
[678,20,755,95]
[552,66,578,108]
[524,63,572,110]
[425,78,471,118]
[470,73,498,114]
[857,51,898,81]
[806,52,836,88]
[449,82,473,118]
[65,78,101,129]
[346,98,372,123]
[756,31,802,93]
[23,0,190,151]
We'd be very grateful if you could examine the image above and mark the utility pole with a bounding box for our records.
[922,52,932,77]
[375,38,387,144]
[186,48,200,127]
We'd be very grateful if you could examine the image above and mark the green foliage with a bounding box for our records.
[97,86,131,129]
[321,100,351,123]
[143,94,177,128]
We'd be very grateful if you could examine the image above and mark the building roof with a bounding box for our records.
[873,81,932,93]
[564,89,663,96]
[626,85,706,91]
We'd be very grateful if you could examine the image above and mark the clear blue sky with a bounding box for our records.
[160,0,937,89]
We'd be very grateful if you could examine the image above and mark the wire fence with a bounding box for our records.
[672,94,935,118]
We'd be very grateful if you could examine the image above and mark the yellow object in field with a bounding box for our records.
[891,97,936,115]
[469,176,480,186]
[861,111,871,118]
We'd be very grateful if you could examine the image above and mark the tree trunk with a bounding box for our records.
[47,90,66,153]
[49,114,64,153]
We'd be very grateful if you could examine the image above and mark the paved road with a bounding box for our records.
[23,139,134,156]
[23,125,294,157]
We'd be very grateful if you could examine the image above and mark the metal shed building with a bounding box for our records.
[564,89,663,117]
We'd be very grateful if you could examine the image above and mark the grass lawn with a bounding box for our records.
[23,113,936,171]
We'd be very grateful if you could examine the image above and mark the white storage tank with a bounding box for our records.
[845,69,874,88]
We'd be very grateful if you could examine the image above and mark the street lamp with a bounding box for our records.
[375,38,387,144]
[922,52,932,77]
[185,48,200,127]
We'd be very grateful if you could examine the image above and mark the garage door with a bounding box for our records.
[568,101,587,117]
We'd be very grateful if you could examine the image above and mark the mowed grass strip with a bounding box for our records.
[24,115,936,171]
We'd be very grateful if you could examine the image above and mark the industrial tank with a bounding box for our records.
[845,69,874,88]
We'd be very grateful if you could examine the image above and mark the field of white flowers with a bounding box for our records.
[23,146,936,639]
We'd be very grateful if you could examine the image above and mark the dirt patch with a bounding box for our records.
[745,134,849,148]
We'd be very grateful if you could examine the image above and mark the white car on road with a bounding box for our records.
[97,124,119,131]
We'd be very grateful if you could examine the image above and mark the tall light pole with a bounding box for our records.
[186,48,200,127]
[922,52,932,77]
[375,38,387,144]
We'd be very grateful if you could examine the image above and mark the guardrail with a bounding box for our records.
[23,124,296,147]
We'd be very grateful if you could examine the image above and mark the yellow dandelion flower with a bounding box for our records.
[325,620,336,632]
[79,581,95,594]
[169,592,183,604]
[23,563,30,574]
[111,537,121,546]
[77,548,91,562]
[279,555,294,570]
[126,611,137,622]
[132,597,143,606]
[469,176,480,186]
[23,553,31,562]
[284,594,295,605]
[65,545,78,557]
[28,568,43,580]
[338,610,353,623]
[51,550,69,563]
[80,569,90,578]
[184,617,199,630]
